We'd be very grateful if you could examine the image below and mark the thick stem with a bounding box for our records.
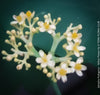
[51,81,62,95]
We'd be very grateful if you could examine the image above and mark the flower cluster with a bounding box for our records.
[2,10,87,83]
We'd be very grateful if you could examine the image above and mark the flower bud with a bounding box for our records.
[26,63,31,68]
[11,30,16,34]
[44,15,48,18]
[16,64,23,70]
[53,79,57,82]
[18,42,22,46]
[14,58,18,62]
[37,21,41,25]
[36,65,41,70]
[80,52,84,56]
[6,30,10,34]
[25,31,29,35]
[1,50,7,55]
[32,28,36,33]
[6,55,12,61]
[27,42,33,48]
[47,72,52,77]
[35,17,39,21]
[43,68,48,74]
[5,39,9,43]
[57,17,61,21]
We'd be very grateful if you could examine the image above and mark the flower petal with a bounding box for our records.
[50,25,56,30]
[74,38,81,43]
[39,50,44,57]
[19,21,24,25]
[48,61,55,67]
[76,70,83,77]
[38,21,44,26]
[39,27,46,32]
[66,45,73,50]
[61,76,67,83]
[55,67,60,72]
[78,46,86,51]
[56,73,60,80]
[36,58,42,63]
[13,15,17,20]
[67,37,72,41]
[70,68,75,73]
[67,68,73,73]
[48,30,54,34]
[78,33,82,38]
[67,32,72,36]
[70,61,75,67]
[10,21,18,25]
[74,51,80,57]
[76,57,83,63]
[82,65,87,71]
[61,63,67,68]
[41,63,47,68]
[31,11,35,18]
[47,54,52,60]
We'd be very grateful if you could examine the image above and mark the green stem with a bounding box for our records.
[51,81,62,95]
[53,56,71,63]
[31,46,40,57]
[50,33,64,55]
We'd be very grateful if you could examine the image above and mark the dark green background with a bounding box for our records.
[0,0,99,95]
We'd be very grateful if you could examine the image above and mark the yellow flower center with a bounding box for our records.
[75,64,82,70]
[26,11,32,17]
[44,22,50,29]
[42,54,48,63]
[16,16,22,22]
[59,69,67,76]
[72,32,78,39]
[73,42,79,52]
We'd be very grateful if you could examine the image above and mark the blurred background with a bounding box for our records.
[0,0,99,95]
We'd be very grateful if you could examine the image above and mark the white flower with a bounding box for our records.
[70,57,87,76]
[38,13,56,35]
[66,41,86,57]
[65,30,82,42]
[55,63,71,83]
[11,12,26,25]
[35,50,55,68]
[64,23,82,42]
